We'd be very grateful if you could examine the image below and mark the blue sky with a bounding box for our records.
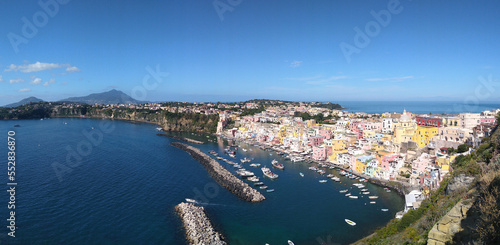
[1,0,500,105]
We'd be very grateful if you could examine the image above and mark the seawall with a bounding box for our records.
[171,142,265,202]
[175,202,226,245]
[157,133,204,144]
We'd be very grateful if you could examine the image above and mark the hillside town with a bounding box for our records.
[216,103,499,200]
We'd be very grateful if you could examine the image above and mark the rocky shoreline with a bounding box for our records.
[171,142,265,202]
[175,202,226,245]
[157,133,204,144]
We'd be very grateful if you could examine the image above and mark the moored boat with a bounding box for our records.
[339,189,348,193]
[299,172,304,177]
[266,189,275,193]
[369,196,379,199]
[185,198,197,203]
[271,159,284,170]
[345,219,356,226]
[319,179,327,183]
[261,167,279,179]
[288,240,295,245]
[259,186,268,189]
[349,196,358,199]
[381,209,389,212]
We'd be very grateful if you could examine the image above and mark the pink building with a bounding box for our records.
[313,146,327,161]
[319,129,333,140]
[308,135,325,147]
[381,154,399,170]
[481,118,497,124]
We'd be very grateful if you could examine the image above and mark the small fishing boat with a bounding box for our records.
[331,177,340,182]
[369,196,379,199]
[345,219,356,226]
[381,209,389,212]
[254,182,264,186]
[349,196,358,199]
[319,180,327,183]
[362,192,370,195]
[299,172,304,177]
[288,240,295,245]
[370,201,376,204]
[345,193,351,197]
[271,159,284,170]
[185,198,197,203]
[259,186,268,189]
[266,189,275,193]
[339,189,348,193]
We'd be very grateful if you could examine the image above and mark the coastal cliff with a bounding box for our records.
[0,103,218,133]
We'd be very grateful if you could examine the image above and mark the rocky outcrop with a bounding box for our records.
[427,200,473,245]
[446,174,475,195]
[175,202,226,245]
[171,142,265,202]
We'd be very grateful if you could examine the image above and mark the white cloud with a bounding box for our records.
[30,77,42,85]
[66,66,81,73]
[18,88,31,92]
[290,61,302,68]
[43,78,56,87]
[10,78,24,84]
[5,62,81,73]
[365,76,414,82]
[6,62,63,73]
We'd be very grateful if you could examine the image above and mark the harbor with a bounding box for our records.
[171,142,265,202]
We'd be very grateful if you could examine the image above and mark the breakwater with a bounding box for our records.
[175,202,226,245]
[171,142,265,202]
[157,133,204,144]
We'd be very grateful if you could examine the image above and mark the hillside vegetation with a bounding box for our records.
[356,118,500,244]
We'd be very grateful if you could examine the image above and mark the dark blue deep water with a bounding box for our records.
[337,101,500,114]
[0,118,404,244]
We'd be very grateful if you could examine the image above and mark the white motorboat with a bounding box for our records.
[345,219,356,226]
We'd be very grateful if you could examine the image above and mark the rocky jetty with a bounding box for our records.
[171,142,265,202]
[175,202,226,245]
[157,133,204,144]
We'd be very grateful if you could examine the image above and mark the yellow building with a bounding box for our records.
[393,110,417,144]
[355,159,366,174]
[363,130,375,139]
[436,155,456,172]
[413,125,439,148]
[329,139,348,162]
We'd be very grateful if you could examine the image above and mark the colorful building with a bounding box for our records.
[413,126,439,148]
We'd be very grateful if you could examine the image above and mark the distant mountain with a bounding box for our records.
[59,89,145,105]
[3,96,44,108]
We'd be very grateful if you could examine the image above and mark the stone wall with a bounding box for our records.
[175,202,226,245]
[172,142,265,202]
